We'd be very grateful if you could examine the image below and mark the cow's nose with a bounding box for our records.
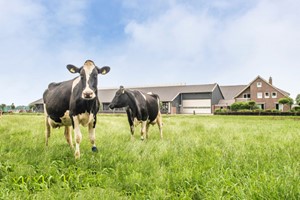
[84,92,93,99]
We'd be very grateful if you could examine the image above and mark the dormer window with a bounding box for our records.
[257,82,262,87]
[243,93,251,98]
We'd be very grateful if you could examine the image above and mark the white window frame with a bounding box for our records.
[279,104,283,111]
[265,92,270,98]
[257,92,263,99]
[272,92,277,98]
[257,103,265,110]
[243,93,250,98]
[257,82,262,88]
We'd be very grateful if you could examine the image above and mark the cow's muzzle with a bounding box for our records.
[82,91,95,99]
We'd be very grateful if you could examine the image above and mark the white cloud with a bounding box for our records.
[0,0,93,105]
[111,0,300,98]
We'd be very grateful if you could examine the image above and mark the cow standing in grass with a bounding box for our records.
[109,86,163,140]
[43,60,110,159]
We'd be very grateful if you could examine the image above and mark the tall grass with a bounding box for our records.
[0,114,299,199]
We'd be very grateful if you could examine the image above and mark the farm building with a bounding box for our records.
[99,84,224,114]
[30,76,290,114]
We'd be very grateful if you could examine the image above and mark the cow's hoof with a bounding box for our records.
[75,151,80,159]
[92,146,98,152]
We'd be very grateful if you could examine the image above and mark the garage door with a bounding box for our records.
[181,99,211,114]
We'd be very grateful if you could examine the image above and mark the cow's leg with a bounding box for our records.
[45,116,51,146]
[146,123,150,139]
[64,126,73,148]
[157,111,163,139]
[72,116,82,159]
[126,108,135,140]
[140,121,147,141]
[89,120,98,152]
[44,104,51,146]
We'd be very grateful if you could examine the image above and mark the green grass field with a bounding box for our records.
[0,114,299,199]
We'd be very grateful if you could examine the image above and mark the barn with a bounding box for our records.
[99,84,223,114]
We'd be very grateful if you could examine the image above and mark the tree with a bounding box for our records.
[296,94,300,105]
[0,104,6,111]
[287,97,294,109]
[278,98,289,105]
[248,100,256,110]
[279,97,294,110]
[11,103,15,110]
[29,104,36,112]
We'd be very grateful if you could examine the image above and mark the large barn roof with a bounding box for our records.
[98,83,219,103]
[30,83,242,105]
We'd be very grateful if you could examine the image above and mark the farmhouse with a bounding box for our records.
[234,76,290,111]
[30,75,290,114]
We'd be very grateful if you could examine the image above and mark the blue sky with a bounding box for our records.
[1,0,300,106]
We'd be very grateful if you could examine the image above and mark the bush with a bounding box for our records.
[215,108,229,113]
[230,102,250,111]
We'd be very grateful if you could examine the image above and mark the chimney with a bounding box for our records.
[269,76,273,85]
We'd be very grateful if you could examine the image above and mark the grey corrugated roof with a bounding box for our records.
[99,83,219,103]
[29,98,43,105]
[220,85,247,100]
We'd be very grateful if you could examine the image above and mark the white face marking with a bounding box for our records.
[82,63,96,99]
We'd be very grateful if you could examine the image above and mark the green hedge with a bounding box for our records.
[214,109,300,116]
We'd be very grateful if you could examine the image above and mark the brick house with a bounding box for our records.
[234,76,290,111]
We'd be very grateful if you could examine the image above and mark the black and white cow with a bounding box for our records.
[43,60,110,159]
[109,86,163,140]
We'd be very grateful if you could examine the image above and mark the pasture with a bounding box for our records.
[0,114,299,199]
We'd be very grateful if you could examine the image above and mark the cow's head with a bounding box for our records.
[67,60,110,100]
[109,86,128,109]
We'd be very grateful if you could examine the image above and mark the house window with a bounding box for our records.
[257,82,262,87]
[272,92,277,98]
[243,93,251,98]
[161,102,169,114]
[257,92,263,99]
[265,92,270,98]
[257,103,265,110]
[276,103,283,111]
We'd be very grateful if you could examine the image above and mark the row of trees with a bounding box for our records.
[296,94,300,105]
[0,103,35,113]
[0,103,15,111]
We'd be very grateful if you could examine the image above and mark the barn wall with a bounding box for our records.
[211,86,224,105]
[181,93,211,100]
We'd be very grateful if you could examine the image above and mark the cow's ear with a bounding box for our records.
[98,66,110,75]
[120,85,125,94]
[67,65,80,74]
